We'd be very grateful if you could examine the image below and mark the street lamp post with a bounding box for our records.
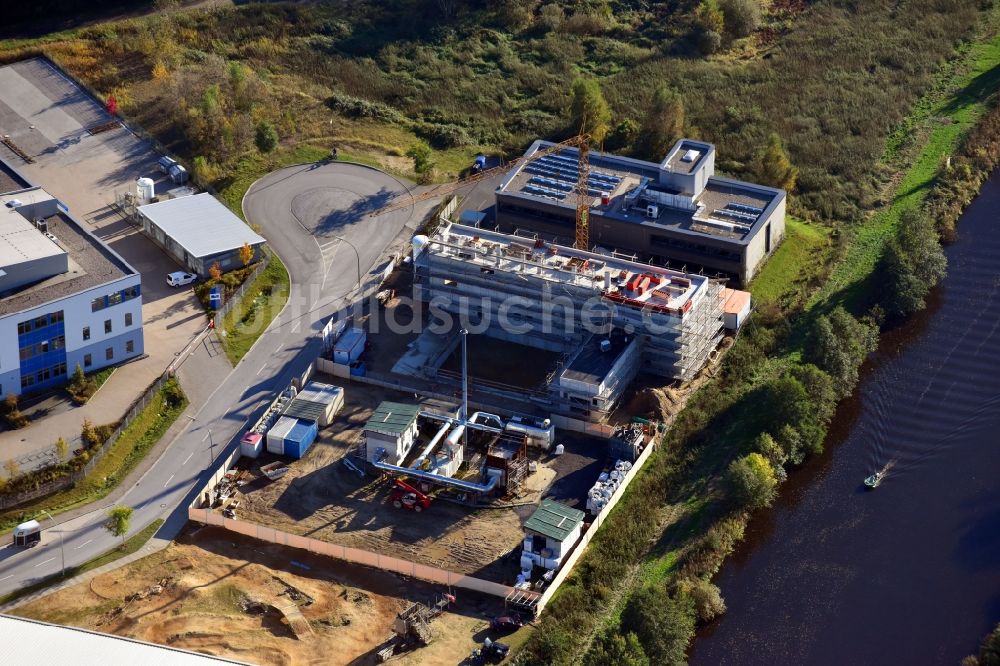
[39,510,65,577]
[185,415,215,469]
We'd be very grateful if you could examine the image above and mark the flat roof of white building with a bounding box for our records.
[0,614,251,665]
[138,192,265,260]
[0,194,65,267]
[422,223,710,316]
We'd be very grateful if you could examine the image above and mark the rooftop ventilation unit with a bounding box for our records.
[682,149,700,163]
[646,205,659,219]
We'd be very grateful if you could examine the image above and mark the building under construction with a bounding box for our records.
[412,223,740,422]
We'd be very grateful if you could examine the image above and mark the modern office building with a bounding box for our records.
[0,161,143,396]
[494,138,786,284]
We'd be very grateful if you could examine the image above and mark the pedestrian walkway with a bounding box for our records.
[0,536,173,613]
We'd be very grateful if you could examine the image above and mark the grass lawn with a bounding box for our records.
[0,518,164,607]
[750,218,833,308]
[219,256,290,365]
[0,380,188,533]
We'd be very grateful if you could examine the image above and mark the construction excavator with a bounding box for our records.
[367,133,593,250]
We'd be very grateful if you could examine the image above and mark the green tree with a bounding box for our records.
[726,452,779,509]
[55,437,68,460]
[570,78,612,144]
[807,306,879,399]
[697,0,725,34]
[719,0,760,38]
[755,133,799,191]
[883,208,947,318]
[406,141,434,181]
[69,363,86,389]
[678,578,727,623]
[105,505,133,548]
[640,85,685,159]
[585,630,650,666]
[621,587,696,665]
[753,432,788,476]
[254,120,278,153]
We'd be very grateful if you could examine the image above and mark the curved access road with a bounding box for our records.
[0,161,433,598]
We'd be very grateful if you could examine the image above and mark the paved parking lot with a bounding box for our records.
[0,57,221,464]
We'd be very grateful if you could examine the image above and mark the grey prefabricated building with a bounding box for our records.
[494,139,786,285]
[137,193,266,277]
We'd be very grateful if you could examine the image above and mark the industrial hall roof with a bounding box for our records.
[524,498,585,542]
[0,614,251,665]
[138,192,265,260]
[364,401,420,436]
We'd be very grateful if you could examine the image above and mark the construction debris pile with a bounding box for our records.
[586,460,633,515]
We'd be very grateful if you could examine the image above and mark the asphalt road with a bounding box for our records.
[0,161,432,596]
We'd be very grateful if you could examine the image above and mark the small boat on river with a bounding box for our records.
[864,471,883,489]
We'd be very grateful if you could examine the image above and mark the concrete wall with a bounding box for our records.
[742,194,786,283]
[535,436,657,614]
[0,273,143,395]
[188,446,540,605]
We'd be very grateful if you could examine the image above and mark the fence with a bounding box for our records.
[0,373,172,511]
[212,250,272,330]
[188,446,539,605]
[534,437,657,614]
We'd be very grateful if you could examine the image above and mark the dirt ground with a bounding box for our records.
[14,527,515,666]
[231,379,603,585]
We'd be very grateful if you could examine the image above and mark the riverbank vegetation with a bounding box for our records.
[964,622,1000,666]
[1,0,998,663]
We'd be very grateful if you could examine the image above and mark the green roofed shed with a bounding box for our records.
[365,401,420,437]
[524,499,585,542]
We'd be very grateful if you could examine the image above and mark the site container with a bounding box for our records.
[266,416,318,459]
[333,327,366,365]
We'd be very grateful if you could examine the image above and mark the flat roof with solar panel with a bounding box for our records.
[497,138,783,243]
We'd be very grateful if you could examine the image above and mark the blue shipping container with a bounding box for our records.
[284,419,318,459]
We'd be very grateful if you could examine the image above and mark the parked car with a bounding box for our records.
[167,271,197,287]
[489,614,524,634]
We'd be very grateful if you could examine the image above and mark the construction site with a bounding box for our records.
[184,131,750,629]
[14,527,511,666]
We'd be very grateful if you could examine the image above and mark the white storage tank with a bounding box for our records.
[136,177,155,205]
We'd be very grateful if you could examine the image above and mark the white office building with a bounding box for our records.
[0,162,143,396]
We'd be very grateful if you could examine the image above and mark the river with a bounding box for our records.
[689,173,1000,665]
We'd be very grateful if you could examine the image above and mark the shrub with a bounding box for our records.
[1,393,28,429]
[678,578,727,623]
[754,133,799,191]
[584,630,650,666]
[697,28,722,55]
[254,120,278,153]
[406,141,434,181]
[719,0,760,38]
[162,377,186,409]
[726,452,779,509]
[621,586,696,666]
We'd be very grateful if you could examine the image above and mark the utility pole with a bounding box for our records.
[185,415,215,469]
[39,510,65,577]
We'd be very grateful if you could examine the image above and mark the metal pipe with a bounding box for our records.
[412,421,452,469]
[372,459,500,493]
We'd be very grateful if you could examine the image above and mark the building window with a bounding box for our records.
[104,319,112,334]
[83,326,90,341]
[84,354,92,368]
[105,347,114,361]
[126,339,134,354]
[91,296,105,312]
[107,292,123,306]
[53,335,65,350]
[125,312,133,327]
[121,285,140,301]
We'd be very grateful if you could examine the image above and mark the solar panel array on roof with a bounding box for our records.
[521,152,623,199]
